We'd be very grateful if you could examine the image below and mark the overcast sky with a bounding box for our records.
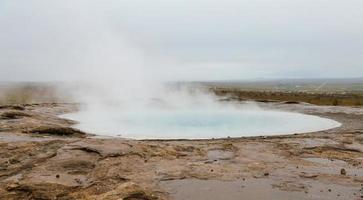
[1,0,363,81]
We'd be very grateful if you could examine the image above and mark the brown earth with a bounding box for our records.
[211,88,363,106]
[0,102,363,200]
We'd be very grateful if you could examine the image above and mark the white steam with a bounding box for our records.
[1,1,342,139]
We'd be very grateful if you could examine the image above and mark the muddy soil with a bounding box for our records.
[0,102,363,200]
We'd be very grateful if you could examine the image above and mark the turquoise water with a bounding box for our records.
[64,109,341,139]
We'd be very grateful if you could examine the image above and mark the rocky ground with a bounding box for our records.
[0,102,363,200]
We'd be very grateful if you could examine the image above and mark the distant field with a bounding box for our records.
[201,78,363,93]
[1,79,363,106]
[203,78,363,106]
[0,82,69,105]
[211,88,363,106]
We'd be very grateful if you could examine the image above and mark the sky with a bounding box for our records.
[0,0,363,81]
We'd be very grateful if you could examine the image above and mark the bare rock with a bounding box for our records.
[90,182,158,200]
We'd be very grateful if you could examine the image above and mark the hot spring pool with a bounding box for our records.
[63,109,341,139]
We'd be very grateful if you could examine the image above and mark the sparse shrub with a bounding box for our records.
[332,99,339,106]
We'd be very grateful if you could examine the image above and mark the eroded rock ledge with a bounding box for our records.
[0,103,363,199]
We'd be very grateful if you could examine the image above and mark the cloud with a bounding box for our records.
[0,0,362,81]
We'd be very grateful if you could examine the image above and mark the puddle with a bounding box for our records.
[0,132,56,142]
[303,158,346,165]
[299,139,339,148]
[161,179,360,200]
[207,150,235,161]
[299,158,363,177]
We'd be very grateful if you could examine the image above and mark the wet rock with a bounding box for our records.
[272,181,306,192]
[26,126,86,136]
[8,158,20,164]
[207,149,235,161]
[68,141,135,157]
[341,138,353,144]
[4,183,74,199]
[354,177,363,183]
[90,182,158,200]
[0,105,25,110]
[299,172,318,179]
[355,134,363,143]
[5,182,20,191]
[284,101,300,104]
[0,111,31,119]
[174,145,198,153]
[59,160,96,173]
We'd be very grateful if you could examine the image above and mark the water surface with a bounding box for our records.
[64,108,341,139]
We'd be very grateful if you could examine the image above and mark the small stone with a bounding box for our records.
[75,178,82,184]
[340,168,347,175]
[56,174,60,178]
[264,172,269,176]
[328,189,331,192]
[210,169,214,172]
[6,183,19,190]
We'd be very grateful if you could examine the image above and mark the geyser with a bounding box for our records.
[63,92,341,139]
[25,2,339,140]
